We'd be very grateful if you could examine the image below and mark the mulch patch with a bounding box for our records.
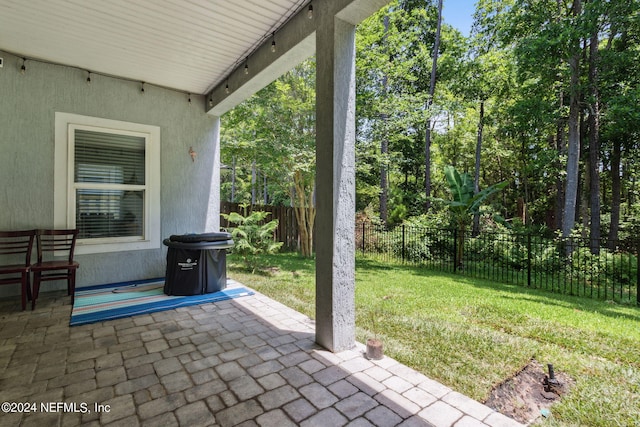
[484,359,574,425]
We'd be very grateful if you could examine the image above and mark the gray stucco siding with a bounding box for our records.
[0,52,220,293]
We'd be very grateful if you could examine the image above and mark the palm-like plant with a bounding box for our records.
[436,165,507,268]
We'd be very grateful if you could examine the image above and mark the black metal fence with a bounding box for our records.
[357,222,640,305]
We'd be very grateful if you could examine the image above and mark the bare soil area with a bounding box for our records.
[484,359,574,425]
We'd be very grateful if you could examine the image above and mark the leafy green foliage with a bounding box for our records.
[436,165,507,229]
[221,208,283,272]
[221,59,316,207]
[221,0,640,247]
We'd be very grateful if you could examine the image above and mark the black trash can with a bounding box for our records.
[163,232,234,296]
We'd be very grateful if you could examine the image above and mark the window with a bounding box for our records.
[55,113,160,254]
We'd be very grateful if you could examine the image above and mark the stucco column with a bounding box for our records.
[315,16,356,352]
[205,115,221,232]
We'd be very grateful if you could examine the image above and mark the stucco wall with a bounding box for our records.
[0,51,220,294]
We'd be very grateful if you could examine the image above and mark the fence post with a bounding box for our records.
[402,225,406,263]
[453,228,458,274]
[527,233,532,287]
[362,222,366,255]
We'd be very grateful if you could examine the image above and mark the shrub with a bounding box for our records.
[221,207,283,272]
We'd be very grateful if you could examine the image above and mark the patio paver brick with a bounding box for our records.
[418,401,464,427]
[0,287,525,427]
[160,369,194,393]
[215,361,247,381]
[312,365,349,386]
[215,399,264,427]
[442,391,495,421]
[96,366,127,388]
[184,379,228,402]
[335,391,379,419]
[229,375,265,401]
[256,372,286,390]
[299,382,339,409]
[300,407,348,427]
[153,356,183,376]
[137,392,186,420]
[114,374,159,395]
[364,405,403,427]
[100,394,136,424]
[140,412,178,427]
[279,366,314,388]
[174,400,215,426]
[282,398,317,423]
[257,384,301,410]
[255,409,297,427]
[328,379,359,398]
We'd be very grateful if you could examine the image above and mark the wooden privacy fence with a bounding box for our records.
[220,202,302,250]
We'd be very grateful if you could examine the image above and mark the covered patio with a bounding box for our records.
[1,0,523,425]
[0,287,522,426]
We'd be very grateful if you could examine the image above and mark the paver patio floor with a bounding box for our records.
[0,283,524,427]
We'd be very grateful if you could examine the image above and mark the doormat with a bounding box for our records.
[70,278,253,326]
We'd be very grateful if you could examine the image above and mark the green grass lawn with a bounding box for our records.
[228,252,640,427]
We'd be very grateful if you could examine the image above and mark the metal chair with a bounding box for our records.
[0,230,36,310]
[31,229,79,310]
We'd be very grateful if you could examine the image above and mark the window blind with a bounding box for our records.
[74,130,145,184]
[74,130,146,239]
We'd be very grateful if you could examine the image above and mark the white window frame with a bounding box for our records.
[55,113,161,254]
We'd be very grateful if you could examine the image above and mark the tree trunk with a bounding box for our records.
[553,0,565,231]
[607,138,621,248]
[263,173,268,205]
[251,159,257,205]
[630,164,636,206]
[579,102,588,237]
[457,223,465,269]
[521,138,531,226]
[472,100,484,236]
[380,14,390,224]
[291,170,315,257]
[555,110,565,230]
[231,156,236,203]
[424,0,443,212]
[588,29,601,254]
[561,0,582,240]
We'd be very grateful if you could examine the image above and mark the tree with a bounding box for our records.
[221,207,283,272]
[599,0,640,245]
[222,59,316,257]
[562,0,583,240]
[355,1,467,223]
[586,0,601,253]
[380,14,390,223]
[436,165,507,267]
[222,0,640,250]
[424,0,443,212]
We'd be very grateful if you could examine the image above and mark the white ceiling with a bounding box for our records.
[0,0,309,95]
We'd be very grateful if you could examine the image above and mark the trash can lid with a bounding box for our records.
[163,238,234,250]
[169,232,232,243]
